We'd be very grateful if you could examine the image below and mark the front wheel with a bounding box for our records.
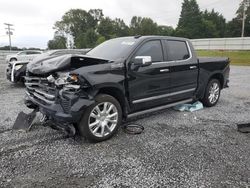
[202,79,221,107]
[77,94,122,142]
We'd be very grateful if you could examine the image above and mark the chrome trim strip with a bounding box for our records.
[33,92,54,104]
[128,98,193,119]
[35,89,55,100]
[132,88,196,104]
[190,65,197,69]
[160,69,169,72]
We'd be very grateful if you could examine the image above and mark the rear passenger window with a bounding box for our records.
[165,40,190,61]
[134,40,163,62]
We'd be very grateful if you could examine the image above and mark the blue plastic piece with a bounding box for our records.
[173,101,203,112]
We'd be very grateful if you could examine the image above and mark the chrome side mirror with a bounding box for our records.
[133,56,152,67]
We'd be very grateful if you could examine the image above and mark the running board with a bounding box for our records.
[127,98,193,119]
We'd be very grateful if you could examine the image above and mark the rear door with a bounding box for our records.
[128,39,171,111]
[163,40,198,101]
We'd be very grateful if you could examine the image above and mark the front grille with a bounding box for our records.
[25,76,56,105]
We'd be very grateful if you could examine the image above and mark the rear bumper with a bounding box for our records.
[25,90,94,123]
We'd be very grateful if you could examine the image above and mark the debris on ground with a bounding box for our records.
[173,101,204,112]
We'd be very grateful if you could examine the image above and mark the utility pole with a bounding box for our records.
[241,2,247,37]
[4,23,14,51]
[241,0,250,37]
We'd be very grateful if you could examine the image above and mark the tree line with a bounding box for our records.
[48,0,250,49]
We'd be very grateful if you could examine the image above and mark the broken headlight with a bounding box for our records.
[14,64,23,70]
[54,73,90,89]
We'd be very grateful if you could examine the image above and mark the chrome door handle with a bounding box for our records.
[160,69,170,72]
[190,66,197,69]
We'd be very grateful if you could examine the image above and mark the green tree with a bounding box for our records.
[88,9,104,23]
[75,29,98,48]
[226,0,250,37]
[47,35,67,49]
[157,25,174,36]
[97,17,116,39]
[96,36,106,45]
[202,9,226,37]
[175,0,203,38]
[113,18,130,37]
[130,16,159,35]
[130,16,142,35]
[54,9,96,44]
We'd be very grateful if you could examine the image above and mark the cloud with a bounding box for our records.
[0,0,239,48]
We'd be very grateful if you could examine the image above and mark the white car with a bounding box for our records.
[5,50,43,63]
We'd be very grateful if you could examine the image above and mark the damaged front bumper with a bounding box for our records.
[24,76,94,123]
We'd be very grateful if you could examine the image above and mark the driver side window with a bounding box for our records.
[134,40,163,62]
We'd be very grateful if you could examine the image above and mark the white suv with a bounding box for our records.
[5,50,43,63]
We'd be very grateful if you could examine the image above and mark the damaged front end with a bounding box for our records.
[23,54,109,129]
[24,71,94,123]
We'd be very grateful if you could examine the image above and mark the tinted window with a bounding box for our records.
[87,37,137,60]
[165,40,190,61]
[134,40,163,62]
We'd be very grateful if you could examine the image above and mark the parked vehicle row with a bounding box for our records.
[5,50,43,63]
[23,36,230,142]
[6,49,90,83]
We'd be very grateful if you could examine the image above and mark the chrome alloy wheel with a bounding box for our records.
[88,102,118,138]
[208,82,220,104]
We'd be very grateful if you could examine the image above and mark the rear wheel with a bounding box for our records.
[77,94,122,142]
[202,79,221,107]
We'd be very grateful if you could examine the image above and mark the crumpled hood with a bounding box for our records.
[27,54,110,75]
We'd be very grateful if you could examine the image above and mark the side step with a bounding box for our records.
[127,99,193,119]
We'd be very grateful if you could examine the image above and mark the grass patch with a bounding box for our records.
[196,50,250,66]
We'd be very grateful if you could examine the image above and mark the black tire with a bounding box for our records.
[202,79,221,107]
[10,58,17,62]
[77,94,122,142]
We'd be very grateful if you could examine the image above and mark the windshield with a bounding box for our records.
[87,37,137,60]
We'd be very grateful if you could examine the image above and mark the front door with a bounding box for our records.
[127,40,171,112]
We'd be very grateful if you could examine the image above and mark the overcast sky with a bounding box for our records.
[0,0,240,49]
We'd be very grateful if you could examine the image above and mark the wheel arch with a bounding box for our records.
[209,73,224,88]
[97,86,129,118]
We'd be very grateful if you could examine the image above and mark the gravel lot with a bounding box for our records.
[0,63,250,188]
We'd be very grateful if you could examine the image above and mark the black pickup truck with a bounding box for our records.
[24,36,230,142]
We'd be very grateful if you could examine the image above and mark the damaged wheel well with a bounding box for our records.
[97,87,127,117]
